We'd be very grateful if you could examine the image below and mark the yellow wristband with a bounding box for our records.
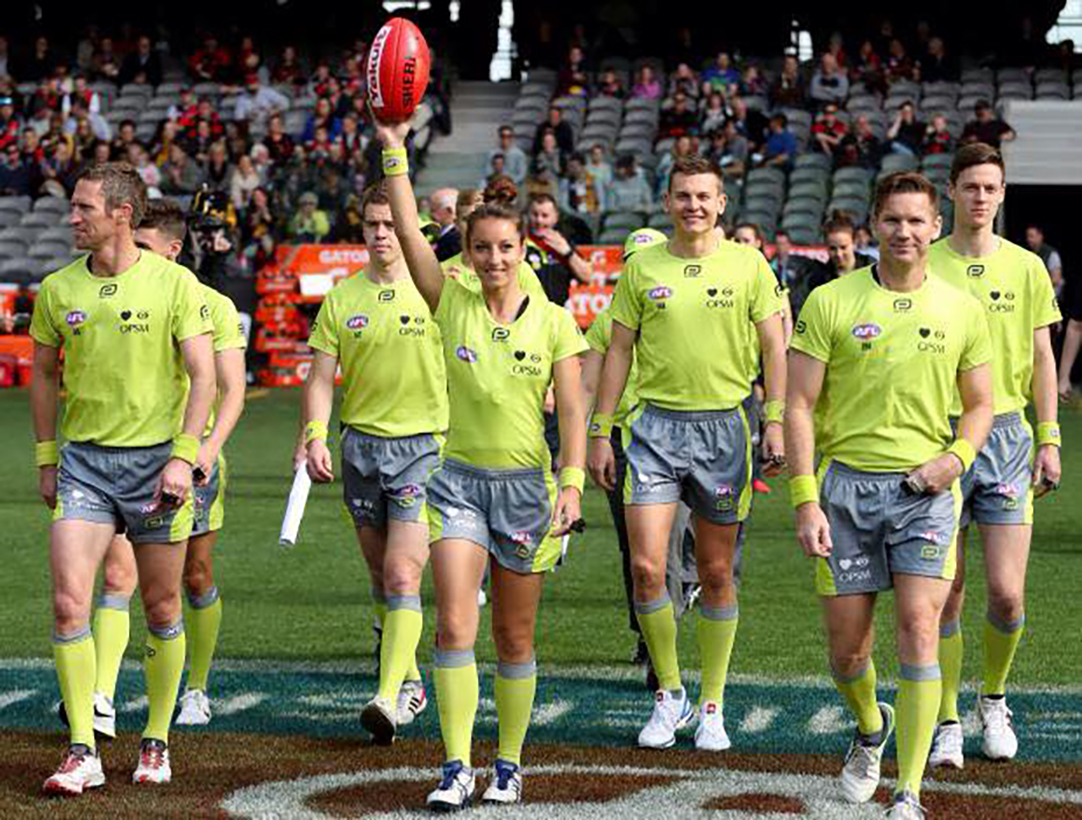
[305,420,329,444]
[559,467,586,494]
[946,438,977,473]
[764,400,785,425]
[588,412,614,439]
[382,147,409,177]
[171,433,200,465]
[789,474,819,508]
[35,440,59,467]
[1036,421,1062,448]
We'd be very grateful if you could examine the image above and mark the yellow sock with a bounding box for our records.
[895,663,942,799]
[54,628,97,750]
[186,587,222,692]
[983,612,1024,696]
[635,595,681,691]
[495,659,537,766]
[937,618,963,723]
[434,648,478,766]
[143,622,186,744]
[92,594,131,701]
[833,659,883,737]
[377,595,423,702]
[698,605,738,705]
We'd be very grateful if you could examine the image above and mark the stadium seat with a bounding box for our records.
[785,225,820,245]
[614,137,652,158]
[788,180,829,201]
[961,67,994,84]
[921,153,953,170]
[33,198,69,217]
[597,227,631,244]
[828,196,870,221]
[0,240,27,260]
[1036,82,1069,100]
[997,81,1033,100]
[780,108,812,130]
[960,82,995,101]
[647,212,671,229]
[789,166,830,187]
[794,153,832,172]
[618,122,656,141]
[995,67,1028,85]
[0,211,19,230]
[603,211,645,232]
[0,257,34,285]
[744,194,782,218]
[624,108,659,127]
[625,98,660,115]
[880,153,919,173]
[743,210,778,234]
[29,240,71,260]
[922,81,960,99]
[783,196,825,219]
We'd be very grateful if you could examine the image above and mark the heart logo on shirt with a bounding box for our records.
[121,310,132,321]
[839,558,852,570]
[990,291,1001,301]
[919,327,931,338]
[514,350,526,360]
[400,315,410,325]
[707,288,718,297]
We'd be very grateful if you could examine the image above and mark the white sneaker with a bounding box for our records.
[132,738,171,784]
[886,789,926,819]
[839,702,895,804]
[426,760,475,812]
[57,692,117,739]
[361,695,397,745]
[42,746,105,796]
[481,759,522,804]
[694,701,731,751]
[175,689,211,726]
[979,695,1018,760]
[638,688,694,749]
[396,679,428,726]
[927,721,964,769]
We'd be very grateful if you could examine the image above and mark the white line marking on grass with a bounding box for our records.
[121,696,148,713]
[215,693,269,715]
[0,689,36,710]
[962,708,981,736]
[533,698,573,726]
[739,706,779,734]
[808,705,852,735]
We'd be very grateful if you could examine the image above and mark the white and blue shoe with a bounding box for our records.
[481,759,523,804]
[426,760,475,812]
[638,688,694,749]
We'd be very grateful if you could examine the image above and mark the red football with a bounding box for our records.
[366,18,431,124]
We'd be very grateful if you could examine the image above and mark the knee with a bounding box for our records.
[987,588,1024,625]
[896,616,940,656]
[53,590,89,632]
[491,622,533,663]
[383,559,421,596]
[437,608,476,650]
[830,649,871,680]
[630,555,664,597]
[183,555,214,598]
[697,557,735,592]
[103,563,138,598]
[941,584,965,622]
[141,585,182,628]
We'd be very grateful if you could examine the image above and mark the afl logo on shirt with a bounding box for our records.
[346,314,369,330]
[648,286,673,301]
[456,345,478,363]
[851,323,882,340]
[65,310,88,327]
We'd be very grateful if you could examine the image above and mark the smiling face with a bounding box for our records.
[468,216,524,291]
[665,171,725,239]
[874,192,941,267]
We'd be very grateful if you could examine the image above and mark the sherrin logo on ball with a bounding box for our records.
[366,18,431,124]
[851,323,882,339]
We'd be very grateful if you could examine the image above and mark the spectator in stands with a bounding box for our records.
[801,212,872,298]
[234,73,290,128]
[271,45,305,86]
[597,69,627,100]
[962,101,1016,148]
[656,134,695,194]
[190,35,232,83]
[0,141,35,196]
[186,118,217,164]
[669,63,700,99]
[760,113,797,169]
[106,119,134,160]
[826,31,848,68]
[771,228,823,293]
[181,97,225,143]
[811,103,848,161]
[204,140,234,190]
[740,64,767,98]
[810,52,850,107]
[556,45,590,98]
[488,125,527,186]
[90,36,120,83]
[586,144,612,188]
[770,53,806,108]
[0,96,19,152]
[119,34,162,87]
[533,106,575,155]
[702,51,740,93]
[1026,224,1063,291]
[481,152,506,189]
[336,112,363,157]
[559,151,605,215]
[90,139,110,165]
[605,153,653,213]
[853,224,880,261]
[302,97,341,144]
[240,186,277,262]
[851,39,885,95]
[658,92,698,141]
[428,187,460,260]
[631,65,663,100]
[918,36,958,83]
[64,98,109,141]
[700,92,727,135]
[885,38,915,83]
[262,113,295,165]
[288,190,331,242]
[127,142,162,196]
[526,192,592,304]
[0,35,9,79]
[728,94,768,148]
[229,153,262,210]
[525,157,559,201]
[534,129,563,178]
[923,114,954,155]
[838,113,881,168]
[167,86,197,122]
[161,142,206,196]
[40,138,80,198]
[21,36,58,83]
[62,74,99,116]
[710,119,749,183]
[886,101,925,155]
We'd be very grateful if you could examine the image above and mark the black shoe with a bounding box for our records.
[631,638,649,666]
[645,657,659,692]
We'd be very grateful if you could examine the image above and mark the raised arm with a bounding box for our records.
[372,119,445,313]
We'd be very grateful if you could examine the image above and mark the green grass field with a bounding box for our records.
[2,388,1081,686]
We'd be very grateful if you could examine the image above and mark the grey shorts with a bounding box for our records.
[427,459,563,574]
[622,404,752,525]
[957,412,1034,528]
[191,455,225,538]
[341,427,441,528]
[816,461,961,596]
[54,441,194,544]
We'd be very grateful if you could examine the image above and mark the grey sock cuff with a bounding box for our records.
[148,619,185,641]
[940,617,961,638]
[98,593,131,612]
[434,647,475,668]
[497,657,537,679]
[187,585,220,610]
[987,610,1025,634]
[831,660,869,685]
[634,593,671,615]
[386,594,422,612]
[700,604,739,621]
[899,662,941,682]
[53,625,92,645]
